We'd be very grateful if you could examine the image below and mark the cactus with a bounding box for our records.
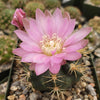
[0,9,15,34]
[88,16,100,34]
[22,61,82,99]
[43,0,61,9]
[9,0,29,8]
[0,35,16,65]
[24,1,45,18]
[0,1,6,12]
[64,6,81,21]
[91,0,100,5]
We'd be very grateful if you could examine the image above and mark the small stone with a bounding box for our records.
[84,95,88,99]
[83,76,94,83]
[95,58,100,67]
[23,88,28,94]
[76,88,81,95]
[93,96,97,100]
[0,31,4,35]
[81,82,87,88]
[74,99,82,100]
[15,91,21,95]
[66,96,72,100]
[10,86,18,91]
[94,48,100,57]
[29,93,38,100]
[90,83,95,87]
[42,97,49,100]
[19,94,26,100]
[7,95,16,100]
[86,85,96,96]
[12,75,18,80]
[11,81,20,86]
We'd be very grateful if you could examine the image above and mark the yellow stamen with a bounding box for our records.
[40,33,63,56]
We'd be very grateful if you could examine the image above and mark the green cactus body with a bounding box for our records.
[0,9,15,34]
[24,1,45,18]
[22,62,82,99]
[9,0,29,8]
[88,16,100,34]
[91,0,100,5]
[0,35,16,64]
[44,0,61,9]
[0,1,6,12]
[64,6,81,21]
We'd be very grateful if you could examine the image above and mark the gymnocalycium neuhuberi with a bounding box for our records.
[12,8,92,99]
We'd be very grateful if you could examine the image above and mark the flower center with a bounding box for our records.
[40,33,63,56]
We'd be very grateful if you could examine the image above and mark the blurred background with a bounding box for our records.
[0,0,100,99]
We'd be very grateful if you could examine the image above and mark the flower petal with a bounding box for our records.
[14,30,34,44]
[64,39,88,53]
[64,27,92,46]
[21,53,37,62]
[13,48,28,57]
[65,52,82,61]
[29,63,36,71]
[23,18,42,43]
[49,63,61,74]
[35,63,49,75]
[63,19,76,38]
[20,42,41,53]
[33,54,50,63]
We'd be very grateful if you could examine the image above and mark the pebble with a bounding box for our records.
[11,81,20,86]
[7,95,16,100]
[81,82,87,88]
[66,96,72,100]
[19,94,26,100]
[42,97,49,100]
[95,58,100,67]
[23,88,29,94]
[84,95,88,99]
[10,86,18,91]
[86,85,96,96]
[12,75,18,81]
[0,31,4,35]
[93,96,97,100]
[76,88,81,95]
[29,92,38,100]
[94,48,100,57]
[74,99,82,100]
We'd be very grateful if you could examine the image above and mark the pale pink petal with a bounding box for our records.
[21,53,37,62]
[20,42,42,53]
[36,9,48,34]
[57,18,69,37]
[13,48,28,57]
[63,19,76,38]
[33,54,50,63]
[35,63,50,75]
[64,52,82,61]
[64,27,92,46]
[36,9,55,36]
[49,63,61,74]
[64,39,88,53]
[50,53,65,63]
[45,10,52,16]
[53,8,63,35]
[50,56,63,64]
[29,63,36,71]
[63,12,70,19]
[23,18,42,43]
[14,30,34,44]
[53,8,62,18]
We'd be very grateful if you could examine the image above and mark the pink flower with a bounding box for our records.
[11,8,26,29]
[13,8,92,75]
